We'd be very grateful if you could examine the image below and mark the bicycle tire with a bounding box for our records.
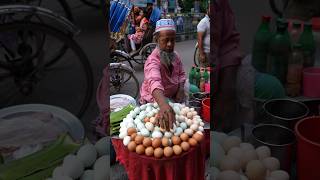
[139,43,156,65]
[0,22,93,119]
[109,65,139,99]
[110,51,133,68]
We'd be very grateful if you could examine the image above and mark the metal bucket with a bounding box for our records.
[188,100,202,115]
[251,124,296,173]
[263,99,309,129]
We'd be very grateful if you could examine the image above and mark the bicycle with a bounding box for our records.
[0,5,93,119]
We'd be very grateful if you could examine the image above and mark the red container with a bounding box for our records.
[295,116,320,180]
[202,98,210,123]
[303,67,320,98]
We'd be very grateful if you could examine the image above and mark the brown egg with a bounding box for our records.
[188,138,198,146]
[152,138,162,148]
[162,137,170,147]
[145,147,154,156]
[164,147,174,157]
[193,133,203,142]
[181,142,190,151]
[127,128,137,136]
[135,135,144,145]
[131,133,137,140]
[144,117,150,123]
[128,141,137,152]
[143,137,152,147]
[154,147,164,158]
[180,133,189,142]
[136,145,145,155]
[171,136,181,145]
[173,145,182,155]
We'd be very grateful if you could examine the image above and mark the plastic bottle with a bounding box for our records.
[252,16,273,73]
[286,44,304,96]
[299,23,316,67]
[312,17,320,66]
[277,18,291,40]
[189,67,195,85]
[290,22,302,45]
[268,24,292,84]
[195,68,201,87]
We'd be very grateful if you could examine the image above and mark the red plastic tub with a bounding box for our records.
[295,116,320,180]
[202,98,210,123]
[303,67,320,98]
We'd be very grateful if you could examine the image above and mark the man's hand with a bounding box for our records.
[157,103,175,131]
[175,88,185,103]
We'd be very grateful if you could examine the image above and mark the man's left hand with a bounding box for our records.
[175,89,185,103]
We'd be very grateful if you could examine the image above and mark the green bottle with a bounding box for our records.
[299,23,316,67]
[268,24,292,84]
[252,16,273,73]
[277,18,291,41]
[195,68,201,87]
[203,69,209,82]
[189,67,196,85]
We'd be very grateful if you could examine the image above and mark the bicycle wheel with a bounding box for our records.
[109,64,139,99]
[80,0,101,9]
[139,43,156,65]
[193,45,199,67]
[110,51,133,69]
[0,22,93,119]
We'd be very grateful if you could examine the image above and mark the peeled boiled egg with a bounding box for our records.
[227,147,244,162]
[152,138,162,148]
[213,142,226,168]
[171,136,181,145]
[128,141,137,152]
[192,132,203,142]
[52,166,64,179]
[143,137,152,147]
[154,148,164,158]
[136,145,145,155]
[256,146,271,160]
[180,142,190,151]
[217,170,241,180]
[62,155,84,179]
[222,136,241,152]
[93,156,108,180]
[80,170,94,180]
[164,147,174,157]
[123,136,131,146]
[188,138,198,146]
[245,160,267,180]
[145,147,154,156]
[262,157,280,172]
[270,170,289,180]
[239,143,255,151]
[220,156,241,172]
[212,131,228,145]
[135,135,144,145]
[162,137,170,147]
[180,133,189,141]
[173,145,182,155]
[76,143,97,168]
[241,149,258,169]
[184,129,193,136]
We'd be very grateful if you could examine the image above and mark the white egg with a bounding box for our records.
[119,131,127,139]
[93,156,108,180]
[186,119,193,126]
[152,131,163,138]
[134,107,140,114]
[180,122,187,130]
[198,126,204,132]
[239,143,255,151]
[119,127,127,133]
[220,156,241,172]
[262,157,280,172]
[145,122,154,131]
[137,123,145,130]
[200,122,205,127]
[194,115,201,119]
[154,126,160,131]
[95,137,107,157]
[150,117,156,124]
[126,122,135,129]
[80,170,94,180]
[212,131,228,145]
[140,128,150,137]
[123,136,131,146]
[185,107,190,112]
[129,111,137,118]
[77,144,98,168]
[62,155,84,179]
[192,111,198,116]
[164,132,173,138]
[190,108,195,111]
[147,111,154,117]
[140,104,147,110]
[153,102,158,108]
[174,127,183,136]
[256,146,271,160]
[222,136,241,152]
[213,142,226,167]
[180,109,187,116]
[53,166,64,179]
[126,114,133,119]
[270,170,289,180]
[175,121,180,127]
[173,106,180,114]
[190,124,199,131]
[125,117,134,123]
[178,115,185,122]
[187,112,193,119]
[192,120,200,126]
[120,122,127,128]
[184,128,193,136]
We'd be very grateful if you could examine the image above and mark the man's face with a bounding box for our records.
[157,30,176,53]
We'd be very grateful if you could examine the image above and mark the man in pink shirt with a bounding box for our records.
[140,19,186,131]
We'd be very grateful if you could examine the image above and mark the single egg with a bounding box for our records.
[80,170,94,180]
[241,149,258,169]
[145,147,154,157]
[130,133,137,140]
[262,157,280,172]
[173,145,182,155]
[270,170,289,180]
[52,166,64,179]
[192,133,203,142]
[171,136,181,145]
[154,148,164,158]
[222,136,241,152]
[152,138,162,148]
[256,146,271,160]
[76,143,97,168]
[128,141,137,152]
[123,136,131,146]
[164,147,174,157]
[127,127,137,136]
[187,112,193,119]
[213,142,226,168]
[180,142,190,151]
[212,131,228,145]
[239,143,255,151]
[144,117,150,123]
[62,155,84,179]
[184,128,194,136]
[192,111,197,116]
[190,124,199,131]
[135,135,144,145]
[198,126,204,132]
[188,138,198,146]
[164,132,173,138]
[162,137,170,147]
[217,170,241,180]
[245,160,267,180]
[220,156,241,172]
[152,131,163,138]
[145,122,154,131]
[140,128,150,137]
[180,122,188,130]
[143,137,152,147]
[180,133,189,141]
[136,145,145,155]
[150,117,156,124]
[186,119,193,126]
[227,147,244,162]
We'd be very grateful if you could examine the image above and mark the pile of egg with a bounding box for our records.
[118,102,205,158]
[212,131,290,180]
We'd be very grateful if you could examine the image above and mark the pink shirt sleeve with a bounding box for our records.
[144,58,165,94]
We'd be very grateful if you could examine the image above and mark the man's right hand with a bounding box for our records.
[157,102,175,131]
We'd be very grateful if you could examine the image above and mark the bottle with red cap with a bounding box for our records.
[252,16,273,73]
[312,17,320,66]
